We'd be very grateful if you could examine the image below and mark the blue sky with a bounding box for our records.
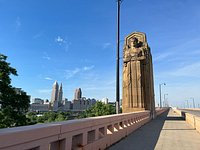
[0,0,200,107]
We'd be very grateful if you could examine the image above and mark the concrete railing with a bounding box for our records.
[155,108,168,116]
[173,108,182,116]
[0,109,167,150]
[173,108,200,134]
[185,113,200,134]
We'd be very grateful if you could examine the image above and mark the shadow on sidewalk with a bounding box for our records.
[166,116,184,121]
[108,110,169,150]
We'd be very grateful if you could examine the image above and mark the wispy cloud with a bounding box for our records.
[65,42,71,52]
[64,65,95,79]
[153,52,173,62]
[55,36,66,44]
[106,79,115,86]
[42,56,51,60]
[33,31,44,39]
[102,42,111,49]
[45,77,53,80]
[15,16,21,30]
[42,52,51,60]
[83,65,94,71]
[55,36,71,52]
[154,37,200,63]
[65,68,81,79]
[170,62,200,77]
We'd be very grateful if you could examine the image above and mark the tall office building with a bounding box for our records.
[58,83,63,105]
[51,81,59,103]
[74,88,82,100]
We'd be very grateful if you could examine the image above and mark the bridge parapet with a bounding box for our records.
[173,108,200,134]
[0,109,167,150]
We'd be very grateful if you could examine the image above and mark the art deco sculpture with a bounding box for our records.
[122,32,155,116]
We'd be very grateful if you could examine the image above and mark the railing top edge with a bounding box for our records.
[0,110,150,134]
[0,123,60,134]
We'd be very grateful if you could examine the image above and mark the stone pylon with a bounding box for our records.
[122,32,155,116]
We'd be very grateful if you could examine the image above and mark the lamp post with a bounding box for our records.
[186,100,189,108]
[190,97,195,108]
[159,83,166,108]
[164,93,168,107]
[116,0,122,114]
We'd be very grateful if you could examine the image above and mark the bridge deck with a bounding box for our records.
[108,109,200,150]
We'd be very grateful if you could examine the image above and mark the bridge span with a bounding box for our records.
[1,108,200,150]
[109,109,200,150]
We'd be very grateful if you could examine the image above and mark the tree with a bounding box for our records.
[35,111,68,123]
[80,101,116,118]
[26,112,38,125]
[0,54,30,128]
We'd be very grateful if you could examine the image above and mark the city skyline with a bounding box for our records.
[1,0,200,107]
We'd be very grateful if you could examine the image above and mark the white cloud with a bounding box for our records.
[102,42,111,49]
[83,65,94,71]
[42,56,51,60]
[154,38,200,63]
[170,62,200,77]
[42,52,51,60]
[65,41,72,52]
[153,52,173,62]
[45,77,53,80]
[65,68,81,79]
[55,36,66,44]
[15,17,21,29]
[106,79,115,86]
[55,36,71,52]
[64,65,95,79]
[33,32,43,39]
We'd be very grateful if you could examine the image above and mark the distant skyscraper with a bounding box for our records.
[51,81,59,103]
[74,88,82,100]
[58,83,63,105]
[102,97,109,104]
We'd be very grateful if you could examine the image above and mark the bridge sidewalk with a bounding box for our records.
[108,109,200,150]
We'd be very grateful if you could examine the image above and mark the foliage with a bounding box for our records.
[26,111,69,124]
[79,101,116,118]
[26,101,116,124]
[0,54,30,128]
[0,55,116,128]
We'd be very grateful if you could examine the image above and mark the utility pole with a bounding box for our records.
[116,0,121,114]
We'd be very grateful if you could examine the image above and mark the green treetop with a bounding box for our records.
[0,54,30,128]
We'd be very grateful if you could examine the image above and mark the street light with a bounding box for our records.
[190,97,195,108]
[164,93,168,107]
[116,0,122,114]
[186,100,189,108]
[159,83,166,108]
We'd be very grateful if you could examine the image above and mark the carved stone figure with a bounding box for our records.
[122,32,155,116]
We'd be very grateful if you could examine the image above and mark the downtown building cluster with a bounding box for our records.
[30,81,96,112]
